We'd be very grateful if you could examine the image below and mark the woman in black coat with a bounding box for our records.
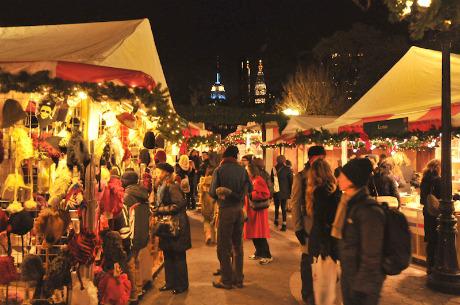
[154,163,192,295]
[369,160,400,206]
[271,155,293,231]
[420,159,441,274]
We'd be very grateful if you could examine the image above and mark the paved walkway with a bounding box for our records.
[141,208,460,305]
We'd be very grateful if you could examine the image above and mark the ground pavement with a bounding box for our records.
[141,208,460,305]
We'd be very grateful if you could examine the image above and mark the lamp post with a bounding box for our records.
[427,38,460,294]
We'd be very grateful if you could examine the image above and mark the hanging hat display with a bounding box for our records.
[139,149,151,166]
[116,112,137,129]
[21,255,45,282]
[43,249,72,297]
[65,183,85,210]
[67,130,90,174]
[6,201,24,214]
[1,99,26,129]
[143,131,156,149]
[7,210,34,236]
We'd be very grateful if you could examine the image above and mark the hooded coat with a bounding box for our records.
[244,176,271,239]
[123,184,150,252]
[156,183,191,253]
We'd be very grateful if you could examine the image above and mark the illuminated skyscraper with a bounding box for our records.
[210,58,226,105]
[254,59,267,105]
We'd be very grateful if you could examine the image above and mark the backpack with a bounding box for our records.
[380,202,411,275]
[353,201,411,276]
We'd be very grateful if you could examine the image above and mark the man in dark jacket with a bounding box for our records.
[336,158,386,305]
[121,170,151,304]
[271,155,293,231]
[291,145,326,305]
[209,145,252,289]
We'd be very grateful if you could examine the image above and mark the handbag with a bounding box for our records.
[272,168,280,193]
[426,184,440,217]
[152,215,180,238]
[250,199,270,211]
[312,256,342,305]
[375,196,399,209]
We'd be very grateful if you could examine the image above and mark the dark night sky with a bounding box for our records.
[0,0,406,106]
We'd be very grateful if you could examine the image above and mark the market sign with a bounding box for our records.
[363,117,408,138]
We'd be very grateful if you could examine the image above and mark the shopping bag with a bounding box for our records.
[312,256,342,305]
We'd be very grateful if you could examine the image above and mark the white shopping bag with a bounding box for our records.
[312,256,342,305]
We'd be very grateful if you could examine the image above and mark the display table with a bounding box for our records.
[400,195,460,264]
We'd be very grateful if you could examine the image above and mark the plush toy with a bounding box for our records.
[34,208,70,245]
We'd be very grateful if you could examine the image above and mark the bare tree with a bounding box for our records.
[278,65,345,115]
[351,0,372,11]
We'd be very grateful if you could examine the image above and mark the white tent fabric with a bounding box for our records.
[323,47,460,132]
[0,19,169,97]
[282,115,338,135]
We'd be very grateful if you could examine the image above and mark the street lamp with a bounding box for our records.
[282,108,300,116]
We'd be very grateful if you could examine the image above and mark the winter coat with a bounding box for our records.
[420,174,441,243]
[199,175,216,221]
[271,163,293,200]
[259,169,274,197]
[369,172,400,204]
[338,187,386,299]
[209,157,253,208]
[308,184,341,261]
[156,183,192,252]
[244,176,271,239]
[123,184,150,252]
[291,164,311,254]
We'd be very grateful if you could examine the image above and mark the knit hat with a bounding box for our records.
[308,146,326,158]
[7,210,34,236]
[139,149,151,165]
[121,171,138,188]
[143,131,156,149]
[116,112,137,129]
[156,163,174,174]
[223,145,239,159]
[21,255,45,282]
[341,158,373,188]
[154,149,167,164]
[178,155,190,171]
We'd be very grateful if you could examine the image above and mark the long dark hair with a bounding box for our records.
[423,159,441,179]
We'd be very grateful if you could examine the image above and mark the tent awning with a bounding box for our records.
[323,47,460,133]
[282,115,338,135]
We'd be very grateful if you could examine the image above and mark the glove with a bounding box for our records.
[295,230,307,245]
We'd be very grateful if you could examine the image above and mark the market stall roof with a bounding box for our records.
[282,115,338,135]
[0,19,170,99]
[323,46,460,133]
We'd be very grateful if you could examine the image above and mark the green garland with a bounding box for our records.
[0,70,187,143]
[186,134,221,149]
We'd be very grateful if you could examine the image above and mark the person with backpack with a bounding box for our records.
[420,159,441,274]
[335,158,386,305]
[291,145,326,305]
[121,170,151,304]
[271,155,293,231]
[245,163,273,265]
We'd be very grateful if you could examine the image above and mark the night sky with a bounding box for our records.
[0,0,406,106]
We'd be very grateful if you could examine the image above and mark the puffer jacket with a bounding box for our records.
[199,175,216,221]
[156,183,192,252]
[123,184,150,252]
[308,183,341,260]
[338,187,386,299]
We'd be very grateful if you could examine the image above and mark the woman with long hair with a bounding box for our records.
[420,159,441,274]
[306,159,341,305]
[245,163,273,265]
[154,163,191,294]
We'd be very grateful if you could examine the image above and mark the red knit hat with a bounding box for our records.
[154,149,167,164]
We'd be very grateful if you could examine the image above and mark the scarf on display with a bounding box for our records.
[331,192,351,240]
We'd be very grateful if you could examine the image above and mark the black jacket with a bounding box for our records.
[308,184,341,261]
[271,164,293,200]
[420,174,441,206]
[123,184,150,252]
[369,172,400,203]
[209,158,253,208]
[338,187,386,296]
[156,183,192,252]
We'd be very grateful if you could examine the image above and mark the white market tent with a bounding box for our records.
[323,46,460,133]
[0,18,172,104]
[282,115,338,135]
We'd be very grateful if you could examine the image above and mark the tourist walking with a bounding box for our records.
[245,163,273,265]
[335,158,386,305]
[154,163,191,295]
[307,159,341,305]
[198,164,217,245]
[271,155,293,231]
[210,145,252,289]
[420,159,441,274]
[291,145,326,305]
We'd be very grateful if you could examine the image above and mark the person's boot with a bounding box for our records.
[281,222,286,231]
[274,219,279,227]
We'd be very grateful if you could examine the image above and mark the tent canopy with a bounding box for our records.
[282,115,338,135]
[323,46,460,133]
[0,19,170,99]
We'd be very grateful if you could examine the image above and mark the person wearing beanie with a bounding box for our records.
[291,145,326,304]
[154,150,167,165]
[209,144,252,289]
[120,169,150,303]
[271,155,293,231]
[154,162,191,295]
[335,158,386,305]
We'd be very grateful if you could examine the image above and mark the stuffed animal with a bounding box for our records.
[34,208,70,246]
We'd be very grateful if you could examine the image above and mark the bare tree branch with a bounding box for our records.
[351,0,372,11]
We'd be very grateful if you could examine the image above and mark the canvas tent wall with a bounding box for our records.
[323,46,460,133]
[0,19,172,105]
